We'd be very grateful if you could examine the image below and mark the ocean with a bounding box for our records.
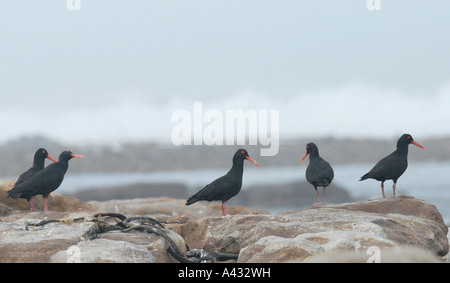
[56,161,450,224]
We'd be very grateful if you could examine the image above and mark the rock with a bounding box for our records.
[50,239,156,263]
[0,203,12,217]
[0,180,94,212]
[318,195,445,224]
[96,229,186,263]
[178,196,448,262]
[238,231,397,263]
[0,212,94,262]
[88,197,268,218]
[0,209,187,263]
[0,193,447,263]
[305,246,441,263]
[0,239,78,263]
[447,230,450,263]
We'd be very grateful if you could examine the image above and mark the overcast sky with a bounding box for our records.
[0,1,449,146]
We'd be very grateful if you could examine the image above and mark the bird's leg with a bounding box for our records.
[221,202,230,216]
[322,187,327,195]
[381,181,386,198]
[28,196,36,212]
[392,183,396,198]
[43,197,49,213]
[314,190,323,205]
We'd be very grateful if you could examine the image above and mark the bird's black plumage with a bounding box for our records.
[9,148,57,189]
[7,150,84,212]
[359,134,425,198]
[7,148,57,210]
[301,143,334,205]
[186,149,261,216]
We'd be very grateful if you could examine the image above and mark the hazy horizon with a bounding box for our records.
[1,1,449,146]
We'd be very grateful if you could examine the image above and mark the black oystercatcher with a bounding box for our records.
[7,148,58,211]
[7,150,84,212]
[359,134,425,198]
[301,143,334,205]
[185,149,261,216]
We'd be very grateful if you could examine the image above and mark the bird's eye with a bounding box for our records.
[241,150,245,154]
[42,150,46,154]
[306,145,309,149]
[407,136,411,139]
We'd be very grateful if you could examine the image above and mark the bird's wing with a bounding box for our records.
[13,167,40,187]
[307,159,334,184]
[361,151,407,181]
[186,174,233,204]
[8,170,63,198]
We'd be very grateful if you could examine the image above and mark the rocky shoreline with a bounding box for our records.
[0,181,448,263]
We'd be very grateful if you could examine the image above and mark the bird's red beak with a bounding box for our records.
[246,156,261,167]
[71,154,85,158]
[47,155,58,163]
[411,141,426,150]
[301,152,308,162]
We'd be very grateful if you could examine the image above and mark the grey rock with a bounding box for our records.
[177,196,448,262]
[0,190,447,263]
[50,239,155,263]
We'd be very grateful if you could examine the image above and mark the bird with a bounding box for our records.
[301,142,334,205]
[7,148,58,211]
[7,150,84,212]
[186,149,261,216]
[359,134,425,198]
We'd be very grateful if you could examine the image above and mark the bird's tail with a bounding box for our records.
[6,189,21,199]
[185,195,198,206]
[359,173,369,181]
